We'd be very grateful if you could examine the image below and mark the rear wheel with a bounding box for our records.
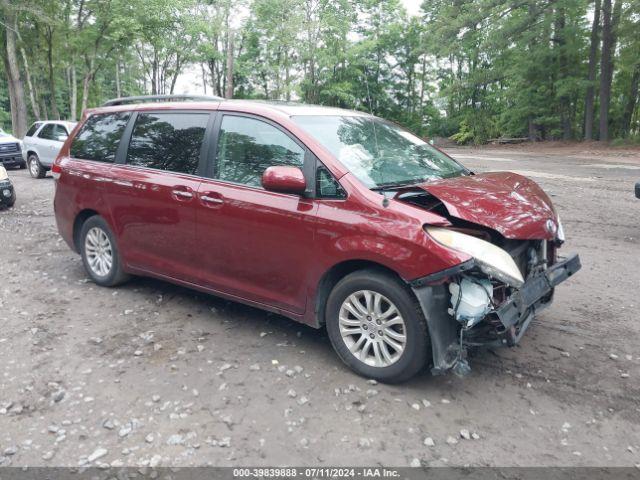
[325,269,430,383]
[28,154,46,179]
[79,216,129,287]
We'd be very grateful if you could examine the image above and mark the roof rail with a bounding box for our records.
[102,94,224,107]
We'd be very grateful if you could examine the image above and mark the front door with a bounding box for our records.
[194,114,317,314]
[106,111,211,282]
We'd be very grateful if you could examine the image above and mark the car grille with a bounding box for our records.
[0,143,20,154]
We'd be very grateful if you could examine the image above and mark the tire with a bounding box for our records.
[19,161,26,169]
[28,154,46,179]
[6,191,16,208]
[79,215,129,287]
[325,269,430,383]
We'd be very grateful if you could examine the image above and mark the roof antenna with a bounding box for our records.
[363,67,386,206]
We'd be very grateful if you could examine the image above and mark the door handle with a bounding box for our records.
[172,190,194,199]
[201,195,224,205]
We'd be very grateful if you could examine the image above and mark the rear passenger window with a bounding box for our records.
[126,113,208,175]
[70,112,130,163]
[38,124,56,140]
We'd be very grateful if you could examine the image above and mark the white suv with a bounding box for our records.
[22,121,76,178]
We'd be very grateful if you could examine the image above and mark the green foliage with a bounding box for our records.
[2,0,640,142]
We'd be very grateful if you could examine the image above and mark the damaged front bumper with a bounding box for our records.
[411,253,581,376]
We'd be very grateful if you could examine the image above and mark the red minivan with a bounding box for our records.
[53,95,580,382]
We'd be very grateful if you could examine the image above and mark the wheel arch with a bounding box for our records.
[314,259,407,328]
[72,209,101,253]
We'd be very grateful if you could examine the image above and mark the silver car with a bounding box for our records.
[22,121,76,178]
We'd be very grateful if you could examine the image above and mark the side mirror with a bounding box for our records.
[56,135,67,142]
[262,166,306,195]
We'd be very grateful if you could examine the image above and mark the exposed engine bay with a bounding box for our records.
[395,187,581,376]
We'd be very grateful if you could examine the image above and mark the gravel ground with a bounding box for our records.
[0,146,638,468]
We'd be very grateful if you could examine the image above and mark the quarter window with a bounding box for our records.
[316,165,346,198]
[52,124,68,141]
[70,112,130,163]
[127,112,209,175]
[215,115,304,187]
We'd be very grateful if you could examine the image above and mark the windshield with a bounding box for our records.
[291,115,467,188]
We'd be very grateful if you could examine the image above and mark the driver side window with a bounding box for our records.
[215,115,304,187]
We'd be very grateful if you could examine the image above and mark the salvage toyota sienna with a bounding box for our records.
[53,95,581,383]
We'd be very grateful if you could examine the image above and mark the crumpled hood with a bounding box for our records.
[416,172,557,240]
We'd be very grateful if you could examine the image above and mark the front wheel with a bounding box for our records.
[325,269,430,383]
[28,154,46,179]
[79,216,129,287]
[6,190,16,207]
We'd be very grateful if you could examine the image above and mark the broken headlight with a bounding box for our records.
[425,226,525,288]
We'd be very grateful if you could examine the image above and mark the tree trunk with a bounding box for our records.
[169,54,181,94]
[70,62,77,121]
[584,0,601,139]
[151,50,158,95]
[115,61,121,98]
[621,62,640,137]
[224,31,234,99]
[46,26,60,119]
[555,6,572,139]
[528,117,540,141]
[81,73,91,113]
[201,63,207,94]
[80,55,94,114]
[3,9,27,137]
[19,45,41,120]
[598,0,622,141]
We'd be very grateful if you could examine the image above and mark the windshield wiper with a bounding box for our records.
[371,178,432,192]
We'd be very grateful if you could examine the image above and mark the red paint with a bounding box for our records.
[53,101,561,327]
[262,166,306,194]
[416,172,558,240]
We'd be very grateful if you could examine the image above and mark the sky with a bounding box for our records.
[402,0,422,16]
[174,0,423,95]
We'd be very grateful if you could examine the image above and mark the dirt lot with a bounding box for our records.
[0,145,639,468]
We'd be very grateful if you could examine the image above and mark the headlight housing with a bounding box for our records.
[425,226,525,288]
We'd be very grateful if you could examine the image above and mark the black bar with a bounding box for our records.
[409,259,476,287]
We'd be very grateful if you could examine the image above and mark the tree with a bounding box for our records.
[1,0,28,136]
[2,0,638,142]
[584,0,601,139]
[598,0,621,141]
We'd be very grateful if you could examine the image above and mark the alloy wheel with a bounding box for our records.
[338,290,407,368]
[29,158,39,177]
[84,227,113,277]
